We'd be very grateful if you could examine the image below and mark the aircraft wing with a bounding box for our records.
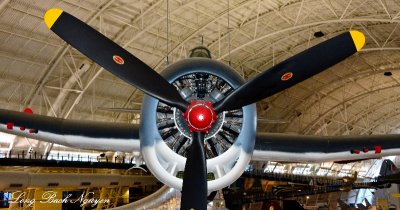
[2,107,400,163]
[253,132,400,162]
[0,109,139,152]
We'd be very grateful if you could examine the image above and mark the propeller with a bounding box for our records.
[43,7,365,210]
[214,30,365,113]
[181,132,207,209]
[207,191,218,202]
[44,8,188,111]
[44,8,210,209]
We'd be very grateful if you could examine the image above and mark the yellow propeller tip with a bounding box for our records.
[44,8,63,29]
[350,30,365,51]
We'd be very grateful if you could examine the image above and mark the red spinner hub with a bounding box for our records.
[183,101,218,133]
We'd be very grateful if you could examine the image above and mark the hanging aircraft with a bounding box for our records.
[2,7,400,209]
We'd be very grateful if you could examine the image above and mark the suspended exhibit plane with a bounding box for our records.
[1,7,400,209]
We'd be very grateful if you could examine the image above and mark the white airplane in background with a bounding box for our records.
[1,7,400,210]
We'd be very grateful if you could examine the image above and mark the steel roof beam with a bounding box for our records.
[24,0,117,108]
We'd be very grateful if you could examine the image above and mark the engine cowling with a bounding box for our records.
[140,58,256,191]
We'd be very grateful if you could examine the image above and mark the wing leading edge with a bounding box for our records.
[0,109,139,152]
[1,108,399,162]
[253,132,400,162]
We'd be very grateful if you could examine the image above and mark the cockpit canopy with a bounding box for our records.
[189,46,212,59]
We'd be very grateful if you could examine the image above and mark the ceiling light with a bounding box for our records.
[384,71,392,76]
[314,31,324,38]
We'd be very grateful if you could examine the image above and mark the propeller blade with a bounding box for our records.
[207,191,218,202]
[44,8,188,111]
[215,30,365,113]
[181,132,207,209]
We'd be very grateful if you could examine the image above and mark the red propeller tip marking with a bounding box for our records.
[112,55,124,65]
[281,72,293,81]
[183,101,217,133]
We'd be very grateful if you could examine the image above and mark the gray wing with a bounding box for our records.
[0,109,140,152]
[253,132,400,162]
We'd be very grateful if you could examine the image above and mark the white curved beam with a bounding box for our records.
[361,47,400,52]
[276,62,400,133]
[0,0,10,12]
[62,1,201,118]
[25,0,117,108]
[360,109,400,135]
[217,18,400,60]
[302,83,400,134]
[153,0,258,69]
[332,95,400,136]
[26,1,118,156]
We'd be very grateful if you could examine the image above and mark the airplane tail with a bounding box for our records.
[380,159,399,176]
